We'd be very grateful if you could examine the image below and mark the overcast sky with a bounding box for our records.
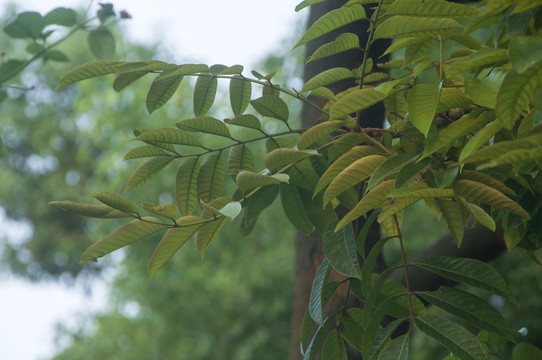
[0,1,305,359]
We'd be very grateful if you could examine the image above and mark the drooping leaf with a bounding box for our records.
[134,128,202,147]
[512,343,542,360]
[250,95,289,122]
[226,114,261,130]
[464,78,497,108]
[322,329,348,360]
[436,87,472,114]
[176,116,231,138]
[407,82,442,137]
[458,121,504,163]
[218,202,242,221]
[294,4,366,48]
[227,145,255,179]
[280,184,315,233]
[329,88,387,119]
[287,159,321,192]
[374,16,462,39]
[302,68,355,93]
[458,170,515,197]
[309,258,331,324]
[298,121,346,150]
[197,216,227,257]
[197,155,226,203]
[336,180,395,231]
[81,218,169,263]
[159,64,209,78]
[295,0,328,12]
[361,236,393,296]
[382,36,433,56]
[229,75,252,116]
[141,202,177,220]
[322,224,360,278]
[328,133,373,161]
[125,156,174,192]
[436,199,464,247]
[193,75,218,116]
[146,70,183,114]
[315,145,378,197]
[309,87,336,100]
[148,216,205,278]
[386,0,479,18]
[453,179,529,219]
[323,155,387,206]
[387,187,454,199]
[113,71,148,92]
[303,319,332,360]
[235,170,289,192]
[91,192,139,214]
[509,36,542,74]
[419,286,508,336]
[265,148,318,172]
[87,26,115,60]
[415,256,517,302]
[218,64,244,75]
[448,34,482,50]
[306,33,360,63]
[414,315,487,360]
[378,334,409,360]
[175,158,201,216]
[49,201,130,218]
[369,319,404,359]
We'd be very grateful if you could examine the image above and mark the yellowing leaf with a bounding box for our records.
[329,88,387,119]
[236,170,289,192]
[374,16,462,39]
[264,148,318,172]
[297,120,346,149]
[306,33,360,63]
[302,67,354,93]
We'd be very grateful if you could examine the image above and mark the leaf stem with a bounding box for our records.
[393,213,413,334]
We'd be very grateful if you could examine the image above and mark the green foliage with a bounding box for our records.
[47,0,542,358]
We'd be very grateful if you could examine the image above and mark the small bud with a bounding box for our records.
[120,10,132,19]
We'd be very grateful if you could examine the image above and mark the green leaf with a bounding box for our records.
[193,75,217,116]
[304,319,332,360]
[175,158,201,216]
[125,156,174,192]
[378,334,409,360]
[453,179,529,219]
[3,11,44,39]
[309,258,330,324]
[386,0,479,18]
[91,192,139,213]
[436,87,472,114]
[197,155,226,203]
[310,87,336,100]
[240,186,279,234]
[415,256,517,302]
[330,88,387,119]
[148,216,204,278]
[387,187,454,199]
[134,128,202,147]
[458,121,504,164]
[159,64,209,78]
[464,78,497,108]
[422,110,495,159]
[323,155,387,206]
[336,180,395,231]
[369,319,404,359]
[123,146,170,160]
[322,329,348,360]
[250,95,289,122]
[414,315,487,360]
[374,16,462,39]
[218,202,242,221]
[307,33,360,63]
[459,199,496,232]
[302,68,355,93]
[227,144,255,179]
[294,4,366,48]
[407,82,442,137]
[510,36,542,74]
[361,236,393,295]
[295,0,328,12]
[315,146,378,197]
[229,75,252,116]
[458,170,515,197]
[218,64,243,75]
[496,63,542,128]
[361,297,401,359]
[298,121,346,149]
[280,184,315,233]
[419,286,508,336]
[460,133,542,165]
[81,217,168,263]
[49,201,130,218]
[197,216,227,257]
[448,34,481,50]
[265,148,318,172]
[44,7,77,26]
[367,151,421,191]
[382,36,433,56]
[226,114,261,130]
[513,343,542,360]
[176,116,231,138]
[146,70,183,114]
[436,199,464,247]
[141,202,177,220]
[329,133,373,161]
[236,170,289,192]
[87,26,115,60]
[322,222,360,278]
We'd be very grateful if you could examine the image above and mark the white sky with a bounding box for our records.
[0,0,305,359]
